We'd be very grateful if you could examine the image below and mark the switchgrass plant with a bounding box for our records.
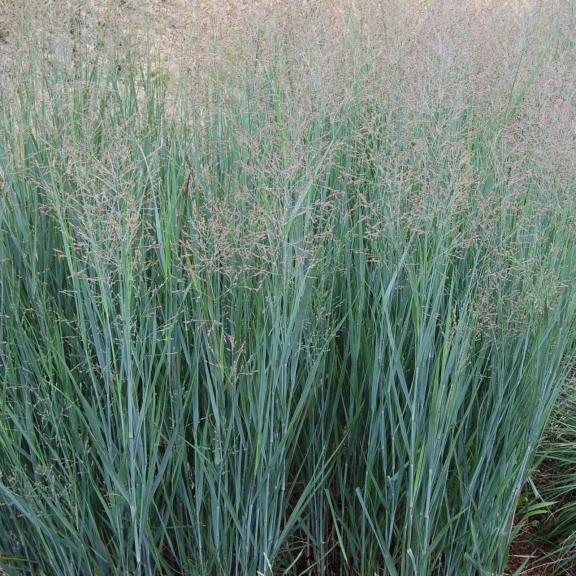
[1,2,576,575]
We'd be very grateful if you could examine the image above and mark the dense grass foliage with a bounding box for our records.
[520,378,576,574]
[1,3,576,575]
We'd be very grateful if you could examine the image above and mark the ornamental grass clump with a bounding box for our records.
[1,1,576,575]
